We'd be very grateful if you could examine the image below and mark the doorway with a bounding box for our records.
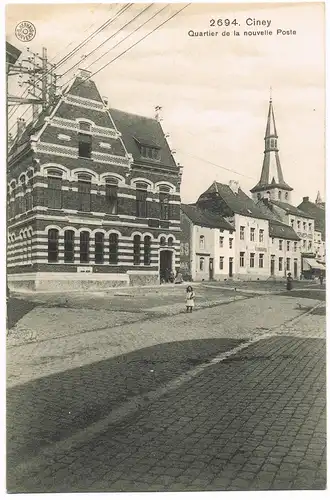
[270,255,275,276]
[229,257,233,278]
[209,258,214,280]
[160,249,173,282]
[294,259,298,279]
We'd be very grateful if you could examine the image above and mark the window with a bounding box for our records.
[160,236,166,246]
[250,228,255,242]
[240,226,245,240]
[285,192,288,200]
[303,240,306,249]
[168,237,174,247]
[291,219,294,227]
[220,229,224,233]
[250,253,255,268]
[78,130,92,158]
[133,235,141,265]
[287,241,290,251]
[278,191,282,200]
[159,185,170,220]
[259,229,264,243]
[279,240,283,251]
[303,222,306,230]
[279,257,283,271]
[79,121,92,132]
[199,257,205,271]
[105,179,118,215]
[47,171,62,209]
[199,235,205,250]
[229,238,233,249]
[80,231,90,263]
[297,220,301,229]
[48,229,59,262]
[136,183,148,217]
[240,252,245,267]
[271,237,274,244]
[259,253,264,268]
[109,233,118,264]
[294,242,297,252]
[219,256,224,270]
[219,236,224,247]
[308,223,312,231]
[144,236,151,265]
[64,230,74,262]
[286,258,290,271]
[140,145,160,161]
[257,193,261,200]
[78,175,91,212]
[308,240,312,250]
[95,232,104,264]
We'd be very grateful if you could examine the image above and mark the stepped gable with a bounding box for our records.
[110,108,178,170]
[181,203,235,231]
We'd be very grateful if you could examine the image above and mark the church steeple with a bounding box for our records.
[251,95,293,202]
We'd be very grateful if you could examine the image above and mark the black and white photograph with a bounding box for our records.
[5,0,326,494]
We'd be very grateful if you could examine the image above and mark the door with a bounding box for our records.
[209,258,214,280]
[270,256,275,276]
[229,257,233,278]
[160,250,173,282]
[294,259,298,279]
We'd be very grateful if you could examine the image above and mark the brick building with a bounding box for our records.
[7,69,181,291]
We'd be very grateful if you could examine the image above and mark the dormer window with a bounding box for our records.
[140,145,160,161]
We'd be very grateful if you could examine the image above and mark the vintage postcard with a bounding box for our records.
[5,0,326,495]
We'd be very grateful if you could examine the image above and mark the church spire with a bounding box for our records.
[251,95,293,201]
[316,190,322,205]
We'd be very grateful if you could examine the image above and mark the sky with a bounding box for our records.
[6,1,325,206]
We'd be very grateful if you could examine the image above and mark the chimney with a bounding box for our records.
[17,118,26,139]
[77,68,92,80]
[303,196,309,202]
[229,180,239,194]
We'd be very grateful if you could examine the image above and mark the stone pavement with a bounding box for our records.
[7,300,326,493]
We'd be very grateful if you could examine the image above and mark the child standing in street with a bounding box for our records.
[186,285,195,313]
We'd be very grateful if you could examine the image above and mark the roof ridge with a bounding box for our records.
[110,107,158,122]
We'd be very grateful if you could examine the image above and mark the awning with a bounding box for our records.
[303,258,326,271]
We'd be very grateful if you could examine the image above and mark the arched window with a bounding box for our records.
[168,237,174,247]
[133,235,141,265]
[21,177,28,213]
[199,257,205,271]
[64,230,75,262]
[78,174,91,212]
[285,192,288,200]
[278,191,282,200]
[144,236,151,265]
[199,235,205,250]
[159,185,170,220]
[80,231,90,263]
[78,122,92,158]
[136,182,148,218]
[160,236,166,246]
[47,170,62,209]
[105,178,118,215]
[95,232,104,264]
[48,229,59,262]
[109,233,118,264]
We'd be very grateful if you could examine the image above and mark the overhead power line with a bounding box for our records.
[66,4,191,95]
[61,4,168,89]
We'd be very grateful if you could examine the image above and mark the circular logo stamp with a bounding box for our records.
[15,21,36,42]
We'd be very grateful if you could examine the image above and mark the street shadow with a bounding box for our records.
[7,298,37,330]
[7,337,243,470]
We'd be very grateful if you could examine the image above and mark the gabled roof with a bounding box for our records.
[269,220,300,241]
[66,75,104,102]
[271,200,313,218]
[200,181,271,220]
[110,108,177,168]
[181,204,235,231]
[297,199,325,235]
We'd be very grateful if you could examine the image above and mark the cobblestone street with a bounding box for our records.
[7,287,326,493]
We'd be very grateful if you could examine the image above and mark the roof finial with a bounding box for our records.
[269,86,272,103]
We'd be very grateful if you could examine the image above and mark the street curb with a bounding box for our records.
[10,299,324,479]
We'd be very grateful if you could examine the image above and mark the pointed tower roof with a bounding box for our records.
[316,190,323,205]
[251,97,293,193]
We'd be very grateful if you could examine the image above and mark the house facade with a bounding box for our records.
[180,204,235,281]
[298,194,326,267]
[7,69,181,291]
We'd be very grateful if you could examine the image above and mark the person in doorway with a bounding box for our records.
[186,285,195,313]
[286,272,293,291]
